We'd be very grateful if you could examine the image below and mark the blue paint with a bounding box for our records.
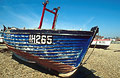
[4,33,93,67]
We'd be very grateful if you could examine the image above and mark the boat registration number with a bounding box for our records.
[29,35,53,44]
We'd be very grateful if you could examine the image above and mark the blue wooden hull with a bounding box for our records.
[4,27,98,76]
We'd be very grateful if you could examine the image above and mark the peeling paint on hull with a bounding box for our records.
[4,27,98,77]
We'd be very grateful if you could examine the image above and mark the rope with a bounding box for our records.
[81,32,99,66]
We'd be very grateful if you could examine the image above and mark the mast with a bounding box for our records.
[38,0,60,29]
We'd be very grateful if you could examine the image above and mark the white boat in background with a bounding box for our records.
[0,31,4,43]
[91,39,112,49]
[0,37,4,43]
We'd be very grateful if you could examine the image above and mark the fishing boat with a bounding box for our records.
[3,0,99,77]
[91,39,112,49]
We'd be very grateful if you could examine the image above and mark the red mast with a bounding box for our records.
[38,0,60,29]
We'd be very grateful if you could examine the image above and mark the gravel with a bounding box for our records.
[0,44,120,78]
